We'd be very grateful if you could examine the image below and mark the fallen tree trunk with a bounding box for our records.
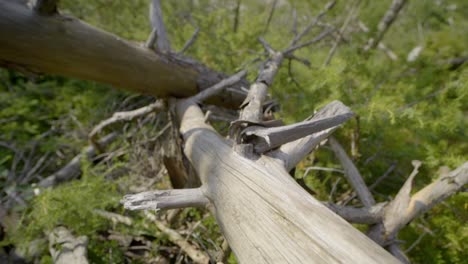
[0,1,246,106]
[176,100,400,263]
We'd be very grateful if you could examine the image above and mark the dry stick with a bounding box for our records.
[121,188,210,211]
[272,101,353,171]
[150,0,171,52]
[179,27,200,55]
[145,28,158,49]
[191,70,247,103]
[365,0,408,51]
[32,0,58,15]
[329,137,376,207]
[49,227,89,264]
[242,109,353,153]
[289,0,337,46]
[38,132,118,188]
[358,21,398,61]
[233,0,241,33]
[263,0,278,35]
[343,162,397,205]
[88,100,165,150]
[145,212,210,264]
[324,0,361,66]
[324,202,385,224]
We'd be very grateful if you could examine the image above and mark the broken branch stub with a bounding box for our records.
[121,188,210,211]
[242,108,353,154]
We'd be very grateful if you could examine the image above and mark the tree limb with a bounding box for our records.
[271,100,353,171]
[122,188,210,210]
[329,137,376,207]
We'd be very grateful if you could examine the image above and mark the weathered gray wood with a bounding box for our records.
[324,202,385,224]
[49,227,88,264]
[369,161,468,245]
[0,1,247,107]
[329,137,376,207]
[177,100,400,263]
[271,100,353,171]
[149,0,171,52]
[122,188,210,210]
[242,109,353,153]
[38,133,118,188]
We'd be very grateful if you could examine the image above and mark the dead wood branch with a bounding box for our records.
[365,0,408,51]
[179,27,200,55]
[49,227,89,264]
[174,99,399,263]
[38,133,118,188]
[242,109,353,154]
[289,1,337,46]
[0,1,248,107]
[89,100,164,150]
[145,212,210,264]
[324,202,385,224]
[329,137,376,207]
[192,70,247,103]
[149,0,171,52]
[122,188,210,211]
[271,101,353,171]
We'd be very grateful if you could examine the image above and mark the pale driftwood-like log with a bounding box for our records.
[49,227,89,264]
[176,99,399,263]
[324,202,385,224]
[0,1,247,107]
[38,133,118,188]
[272,100,353,171]
[89,100,164,149]
[122,188,210,211]
[329,137,376,207]
[150,0,171,52]
[242,110,353,153]
[32,0,58,15]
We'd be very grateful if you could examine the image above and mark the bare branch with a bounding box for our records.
[49,227,89,264]
[89,100,164,149]
[145,212,210,264]
[383,160,422,236]
[263,0,278,35]
[179,27,200,54]
[323,0,360,66]
[365,0,408,51]
[150,0,171,52]
[32,0,58,15]
[324,202,385,224]
[242,110,353,154]
[191,70,247,103]
[284,28,334,54]
[93,209,133,226]
[289,0,336,46]
[233,0,241,33]
[271,100,353,171]
[121,188,210,210]
[145,28,158,49]
[38,133,118,188]
[329,137,376,207]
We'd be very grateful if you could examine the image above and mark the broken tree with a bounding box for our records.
[1,1,466,263]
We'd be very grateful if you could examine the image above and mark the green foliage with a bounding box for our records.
[7,163,120,260]
[1,0,466,263]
